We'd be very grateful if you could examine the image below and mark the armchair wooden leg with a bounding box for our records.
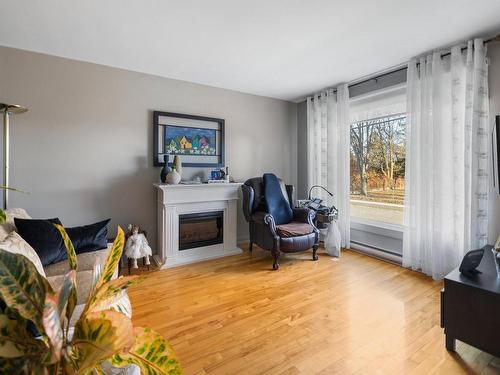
[312,244,319,261]
[272,250,280,270]
[249,242,253,252]
[271,239,281,270]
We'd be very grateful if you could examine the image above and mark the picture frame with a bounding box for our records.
[153,111,225,167]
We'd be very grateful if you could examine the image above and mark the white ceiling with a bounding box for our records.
[1,0,500,102]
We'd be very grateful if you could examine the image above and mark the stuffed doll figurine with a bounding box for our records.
[125,224,152,269]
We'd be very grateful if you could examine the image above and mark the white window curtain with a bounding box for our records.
[403,39,490,279]
[306,84,350,248]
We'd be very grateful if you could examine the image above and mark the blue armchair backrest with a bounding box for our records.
[263,173,293,225]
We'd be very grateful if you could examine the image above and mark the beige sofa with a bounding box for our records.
[45,246,118,325]
[0,208,128,326]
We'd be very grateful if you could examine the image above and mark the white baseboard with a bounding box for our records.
[155,247,243,269]
[349,243,402,265]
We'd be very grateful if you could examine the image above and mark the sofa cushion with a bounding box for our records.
[0,208,32,240]
[276,222,314,238]
[66,219,110,254]
[14,217,66,266]
[44,246,111,277]
[47,269,93,305]
[0,231,46,277]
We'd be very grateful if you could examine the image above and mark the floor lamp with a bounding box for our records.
[0,103,28,210]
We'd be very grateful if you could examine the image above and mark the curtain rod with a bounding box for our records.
[308,34,500,100]
[308,66,406,99]
[414,35,498,66]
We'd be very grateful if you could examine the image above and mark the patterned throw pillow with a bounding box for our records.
[0,231,46,277]
[0,208,32,240]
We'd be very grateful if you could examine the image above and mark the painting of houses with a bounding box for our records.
[164,125,217,155]
[179,136,192,149]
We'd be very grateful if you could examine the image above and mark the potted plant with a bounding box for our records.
[0,225,181,374]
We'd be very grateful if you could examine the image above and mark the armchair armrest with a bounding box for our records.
[252,211,279,238]
[263,214,280,240]
[293,208,319,244]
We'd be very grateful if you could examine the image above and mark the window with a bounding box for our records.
[349,86,406,226]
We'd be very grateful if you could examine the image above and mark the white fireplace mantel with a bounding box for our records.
[154,183,243,268]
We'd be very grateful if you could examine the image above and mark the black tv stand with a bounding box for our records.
[441,245,500,356]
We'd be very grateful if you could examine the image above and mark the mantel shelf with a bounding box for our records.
[154,182,243,189]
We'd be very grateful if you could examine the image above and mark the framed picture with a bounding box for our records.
[153,111,225,167]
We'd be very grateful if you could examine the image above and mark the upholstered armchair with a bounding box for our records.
[241,175,319,270]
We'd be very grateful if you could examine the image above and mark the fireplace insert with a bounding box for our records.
[178,211,224,250]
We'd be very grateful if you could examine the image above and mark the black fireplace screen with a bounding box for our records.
[178,211,224,250]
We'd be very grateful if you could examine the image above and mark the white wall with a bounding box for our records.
[0,46,297,248]
[488,41,500,243]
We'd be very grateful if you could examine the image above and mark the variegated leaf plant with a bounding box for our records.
[0,225,181,374]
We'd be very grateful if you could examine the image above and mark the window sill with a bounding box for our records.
[350,217,403,238]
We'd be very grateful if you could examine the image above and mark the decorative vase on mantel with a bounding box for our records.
[492,248,500,278]
[166,167,181,185]
[173,155,182,178]
[160,154,171,183]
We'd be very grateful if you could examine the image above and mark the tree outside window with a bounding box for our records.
[350,114,406,224]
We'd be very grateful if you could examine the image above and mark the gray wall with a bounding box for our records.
[488,41,500,244]
[0,46,297,248]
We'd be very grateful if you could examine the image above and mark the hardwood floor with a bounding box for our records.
[128,247,500,374]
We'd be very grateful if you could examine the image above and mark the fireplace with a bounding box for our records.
[178,211,224,250]
[155,183,242,268]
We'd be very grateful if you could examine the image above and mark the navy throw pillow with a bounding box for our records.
[66,219,110,254]
[14,218,65,266]
[263,173,293,225]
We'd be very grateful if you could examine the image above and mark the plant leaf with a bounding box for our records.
[0,357,42,374]
[85,276,140,315]
[105,293,132,318]
[95,227,125,289]
[0,210,6,225]
[0,307,48,364]
[56,270,77,318]
[0,312,47,358]
[0,249,51,331]
[70,310,134,373]
[42,290,64,363]
[111,327,182,375]
[54,225,78,330]
[86,364,106,375]
[91,261,103,291]
[54,224,77,270]
[0,185,27,193]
